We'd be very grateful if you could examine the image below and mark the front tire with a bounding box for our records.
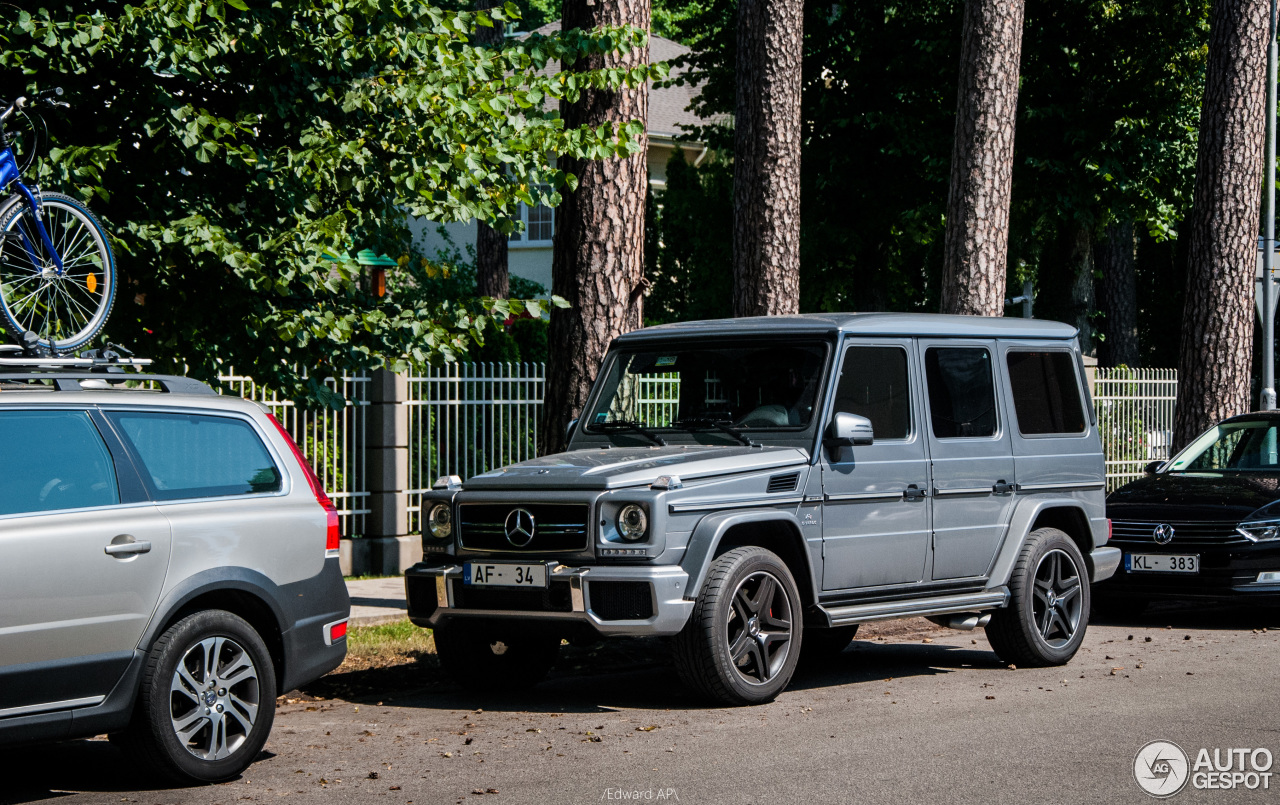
[120,610,276,784]
[985,527,1090,667]
[432,621,560,691]
[673,547,803,705]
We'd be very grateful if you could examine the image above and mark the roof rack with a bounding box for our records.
[0,351,215,395]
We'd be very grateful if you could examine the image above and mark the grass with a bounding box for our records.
[342,618,435,671]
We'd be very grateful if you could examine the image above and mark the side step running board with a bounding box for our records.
[817,589,1009,627]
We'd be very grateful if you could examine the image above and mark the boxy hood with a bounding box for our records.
[463,445,810,491]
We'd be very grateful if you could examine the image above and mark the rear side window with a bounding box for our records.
[833,346,912,440]
[108,412,281,501]
[1006,351,1086,435]
[0,410,118,515]
[924,347,998,438]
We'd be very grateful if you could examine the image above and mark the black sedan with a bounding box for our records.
[1099,412,1280,614]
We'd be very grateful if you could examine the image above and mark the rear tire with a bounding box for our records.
[985,528,1090,667]
[0,191,116,353]
[432,621,560,691]
[119,610,276,784]
[673,547,803,705]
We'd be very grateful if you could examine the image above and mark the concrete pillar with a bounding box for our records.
[358,369,416,576]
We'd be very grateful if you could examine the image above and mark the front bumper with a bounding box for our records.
[405,561,694,637]
[1097,538,1280,600]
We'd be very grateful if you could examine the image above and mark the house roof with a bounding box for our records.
[522,22,704,142]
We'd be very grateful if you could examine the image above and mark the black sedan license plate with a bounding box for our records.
[1126,553,1199,573]
[463,562,548,588]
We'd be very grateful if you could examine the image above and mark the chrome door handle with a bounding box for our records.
[903,484,928,502]
[104,539,151,556]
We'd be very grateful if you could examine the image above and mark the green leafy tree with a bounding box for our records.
[1,1,662,404]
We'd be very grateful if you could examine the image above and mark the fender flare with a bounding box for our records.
[680,509,813,601]
[138,566,289,652]
[986,496,1096,585]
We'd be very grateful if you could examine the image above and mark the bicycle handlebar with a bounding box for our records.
[0,88,66,124]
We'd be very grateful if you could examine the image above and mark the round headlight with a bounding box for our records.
[617,504,648,542]
[428,503,453,539]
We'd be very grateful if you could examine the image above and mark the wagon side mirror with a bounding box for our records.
[1144,460,1163,475]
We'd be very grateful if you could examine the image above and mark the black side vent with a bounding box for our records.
[767,472,800,494]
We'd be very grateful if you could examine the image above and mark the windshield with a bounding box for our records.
[1168,420,1280,473]
[584,341,829,437]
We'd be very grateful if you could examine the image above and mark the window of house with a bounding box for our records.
[509,183,554,244]
[832,346,912,440]
[108,412,282,500]
[0,410,119,516]
[924,346,998,439]
[1005,351,1086,435]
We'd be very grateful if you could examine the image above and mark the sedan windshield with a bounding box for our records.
[1169,420,1280,473]
[585,341,829,436]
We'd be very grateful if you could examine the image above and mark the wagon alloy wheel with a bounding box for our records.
[1031,549,1083,648]
[169,636,261,761]
[115,610,276,784]
[726,571,794,684]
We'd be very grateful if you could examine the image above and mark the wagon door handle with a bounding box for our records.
[104,536,151,556]
[992,480,1017,495]
[903,484,928,502]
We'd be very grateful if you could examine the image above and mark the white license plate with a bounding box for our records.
[462,562,548,588]
[1126,553,1199,573]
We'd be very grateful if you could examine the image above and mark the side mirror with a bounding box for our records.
[1143,460,1163,475]
[826,412,874,448]
[565,417,579,444]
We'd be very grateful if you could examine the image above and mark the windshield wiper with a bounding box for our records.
[673,418,759,448]
[595,419,668,446]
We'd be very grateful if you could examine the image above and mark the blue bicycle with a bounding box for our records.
[0,88,116,353]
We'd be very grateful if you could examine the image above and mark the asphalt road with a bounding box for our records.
[5,603,1280,805]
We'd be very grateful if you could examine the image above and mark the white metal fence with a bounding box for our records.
[405,363,544,533]
[217,370,371,536]
[1094,367,1178,491]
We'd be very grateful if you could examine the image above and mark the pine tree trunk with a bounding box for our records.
[731,0,803,317]
[474,0,509,299]
[939,0,1026,317]
[1173,0,1269,450]
[1097,219,1140,367]
[1067,222,1096,356]
[541,0,650,455]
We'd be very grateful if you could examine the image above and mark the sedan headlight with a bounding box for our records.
[428,503,453,539]
[617,504,649,542]
[1237,519,1280,542]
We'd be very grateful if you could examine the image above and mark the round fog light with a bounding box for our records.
[428,503,453,539]
[617,504,648,542]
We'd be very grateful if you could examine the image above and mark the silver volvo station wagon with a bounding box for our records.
[0,358,350,782]
[407,313,1121,705]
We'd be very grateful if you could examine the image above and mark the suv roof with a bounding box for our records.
[615,312,1079,343]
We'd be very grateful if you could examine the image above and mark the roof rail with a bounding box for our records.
[0,370,215,395]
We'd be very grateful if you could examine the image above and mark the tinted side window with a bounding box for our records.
[833,346,911,440]
[925,347,997,438]
[109,412,281,501]
[0,410,119,515]
[1006,351,1086,435]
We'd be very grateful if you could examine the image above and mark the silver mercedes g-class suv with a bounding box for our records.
[406,313,1120,705]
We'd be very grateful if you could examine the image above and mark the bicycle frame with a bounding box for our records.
[0,126,64,276]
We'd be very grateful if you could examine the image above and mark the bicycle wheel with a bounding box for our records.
[0,191,116,353]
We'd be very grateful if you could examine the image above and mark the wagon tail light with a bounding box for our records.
[267,413,342,558]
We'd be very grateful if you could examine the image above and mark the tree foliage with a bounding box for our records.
[1,1,663,404]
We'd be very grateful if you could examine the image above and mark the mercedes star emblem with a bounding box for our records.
[1153,523,1175,545]
[504,507,536,547]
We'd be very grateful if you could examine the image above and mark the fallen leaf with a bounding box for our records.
[368,772,380,780]
[985,695,995,700]
[635,726,659,732]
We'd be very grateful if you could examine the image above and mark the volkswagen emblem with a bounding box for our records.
[504,508,536,547]
[1153,523,1175,545]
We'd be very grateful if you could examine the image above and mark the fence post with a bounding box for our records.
[362,368,414,576]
